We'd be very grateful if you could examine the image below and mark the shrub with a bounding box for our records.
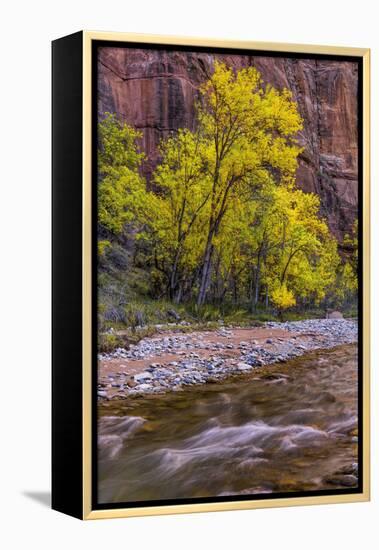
[98,333,124,353]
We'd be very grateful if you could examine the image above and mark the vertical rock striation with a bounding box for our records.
[98,47,358,240]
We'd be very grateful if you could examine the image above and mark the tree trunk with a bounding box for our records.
[169,248,181,301]
[197,235,214,306]
[249,272,254,305]
[253,263,261,311]
[233,274,238,305]
[174,284,183,304]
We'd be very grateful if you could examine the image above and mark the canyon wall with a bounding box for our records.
[97,47,359,240]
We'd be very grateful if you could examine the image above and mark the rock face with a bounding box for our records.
[97,47,359,240]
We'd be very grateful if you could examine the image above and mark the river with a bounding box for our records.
[97,344,358,504]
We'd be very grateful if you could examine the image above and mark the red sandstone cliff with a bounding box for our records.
[97,47,358,240]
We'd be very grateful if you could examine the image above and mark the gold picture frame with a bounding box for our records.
[52,31,370,520]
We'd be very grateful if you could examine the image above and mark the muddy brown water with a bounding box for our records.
[97,344,358,504]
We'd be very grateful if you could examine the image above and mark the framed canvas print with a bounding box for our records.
[52,31,370,520]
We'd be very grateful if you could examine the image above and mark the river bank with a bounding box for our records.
[97,318,358,400]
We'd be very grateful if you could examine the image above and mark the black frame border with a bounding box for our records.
[52,31,84,519]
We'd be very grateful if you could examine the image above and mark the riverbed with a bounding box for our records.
[98,344,359,504]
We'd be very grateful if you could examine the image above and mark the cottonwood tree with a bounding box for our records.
[151,129,211,302]
[97,113,148,254]
[342,219,358,292]
[260,186,340,316]
[194,62,303,305]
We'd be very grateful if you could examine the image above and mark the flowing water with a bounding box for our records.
[98,344,358,504]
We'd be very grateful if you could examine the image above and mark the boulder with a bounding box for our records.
[327,311,344,319]
[167,309,181,321]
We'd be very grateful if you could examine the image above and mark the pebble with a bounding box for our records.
[324,474,358,487]
[134,372,152,383]
[237,362,253,372]
[136,383,154,392]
